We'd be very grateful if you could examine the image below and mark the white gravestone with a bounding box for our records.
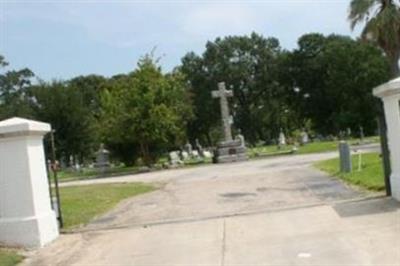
[237,133,246,148]
[202,150,213,159]
[184,142,193,155]
[169,151,182,166]
[191,150,200,158]
[279,131,286,146]
[374,77,400,201]
[0,117,59,247]
[180,151,189,160]
[300,130,309,145]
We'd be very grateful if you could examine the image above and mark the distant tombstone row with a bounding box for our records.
[56,144,111,175]
[273,126,368,148]
[168,139,213,167]
[339,126,364,141]
[183,139,207,157]
[277,129,309,148]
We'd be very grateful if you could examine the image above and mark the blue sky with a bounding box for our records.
[1,0,360,81]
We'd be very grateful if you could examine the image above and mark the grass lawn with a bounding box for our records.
[314,152,385,191]
[58,157,213,183]
[248,136,379,158]
[58,165,142,182]
[0,249,23,266]
[59,182,156,229]
[248,141,340,158]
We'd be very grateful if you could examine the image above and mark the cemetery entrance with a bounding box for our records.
[81,152,367,230]
[26,147,400,266]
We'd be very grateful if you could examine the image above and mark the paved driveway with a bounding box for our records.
[25,147,400,266]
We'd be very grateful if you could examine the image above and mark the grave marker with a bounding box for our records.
[211,82,247,163]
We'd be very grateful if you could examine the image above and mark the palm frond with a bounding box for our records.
[348,0,378,30]
[376,5,400,54]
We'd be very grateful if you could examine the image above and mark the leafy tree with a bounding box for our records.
[0,55,7,67]
[286,34,390,135]
[349,0,400,77]
[68,75,108,118]
[180,52,220,145]
[181,33,286,145]
[0,55,35,120]
[101,56,192,166]
[30,81,98,164]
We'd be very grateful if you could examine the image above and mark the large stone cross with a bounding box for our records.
[212,82,234,142]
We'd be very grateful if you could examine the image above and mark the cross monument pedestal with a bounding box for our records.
[212,82,247,163]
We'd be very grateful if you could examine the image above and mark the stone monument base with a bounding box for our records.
[214,139,247,163]
[0,210,59,247]
[390,173,400,201]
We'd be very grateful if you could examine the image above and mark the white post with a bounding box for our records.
[0,117,59,247]
[382,96,400,199]
[373,77,400,201]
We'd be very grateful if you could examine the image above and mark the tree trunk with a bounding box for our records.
[206,132,212,147]
[140,142,151,167]
[389,52,400,78]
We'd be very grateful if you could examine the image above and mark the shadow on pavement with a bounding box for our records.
[333,197,399,218]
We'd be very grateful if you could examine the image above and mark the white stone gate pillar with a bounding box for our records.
[0,117,59,247]
[373,77,400,201]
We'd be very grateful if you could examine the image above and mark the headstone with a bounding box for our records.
[237,133,246,148]
[60,156,67,169]
[184,142,193,155]
[0,117,59,247]
[180,151,189,160]
[169,151,182,167]
[292,145,298,153]
[195,139,204,157]
[203,150,213,159]
[191,150,200,158]
[339,141,352,173]
[300,130,309,145]
[359,126,365,144]
[74,162,81,172]
[346,127,352,139]
[211,82,247,163]
[69,155,74,168]
[95,143,110,174]
[278,130,286,146]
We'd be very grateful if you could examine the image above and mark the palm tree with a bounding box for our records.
[349,0,400,77]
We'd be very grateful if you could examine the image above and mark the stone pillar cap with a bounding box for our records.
[373,77,400,98]
[0,117,51,137]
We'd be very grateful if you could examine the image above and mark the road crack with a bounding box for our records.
[220,218,226,266]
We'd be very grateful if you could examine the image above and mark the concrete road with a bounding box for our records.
[61,143,380,188]
[25,145,400,266]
